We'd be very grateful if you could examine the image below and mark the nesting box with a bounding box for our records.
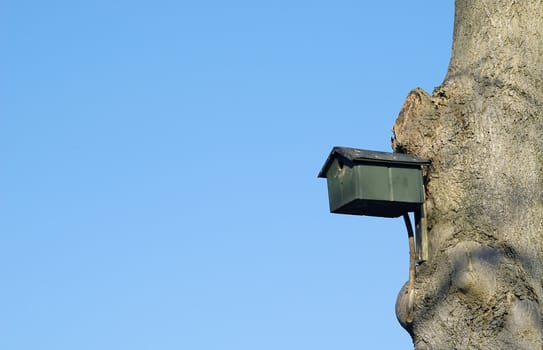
[318,147,430,218]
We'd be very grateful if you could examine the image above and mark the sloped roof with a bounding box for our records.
[318,146,430,178]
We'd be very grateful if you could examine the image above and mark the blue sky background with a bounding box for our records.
[2,1,453,349]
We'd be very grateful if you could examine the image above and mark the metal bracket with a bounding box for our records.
[415,203,428,262]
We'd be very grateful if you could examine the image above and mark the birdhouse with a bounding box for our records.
[318,146,431,261]
[318,147,429,217]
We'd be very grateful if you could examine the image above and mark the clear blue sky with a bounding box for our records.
[2,1,453,349]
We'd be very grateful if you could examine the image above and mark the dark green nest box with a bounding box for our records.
[318,147,430,218]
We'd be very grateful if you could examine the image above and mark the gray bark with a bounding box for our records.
[392,1,543,348]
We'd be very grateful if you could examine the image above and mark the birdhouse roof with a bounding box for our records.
[318,146,430,178]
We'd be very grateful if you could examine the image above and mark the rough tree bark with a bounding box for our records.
[392,1,543,349]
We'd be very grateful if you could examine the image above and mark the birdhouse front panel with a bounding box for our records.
[388,166,425,203]
[323,157,425,218]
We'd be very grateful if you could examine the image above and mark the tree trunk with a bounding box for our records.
[392,1,543,349]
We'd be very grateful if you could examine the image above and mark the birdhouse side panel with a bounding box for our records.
[325,159,358,213]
